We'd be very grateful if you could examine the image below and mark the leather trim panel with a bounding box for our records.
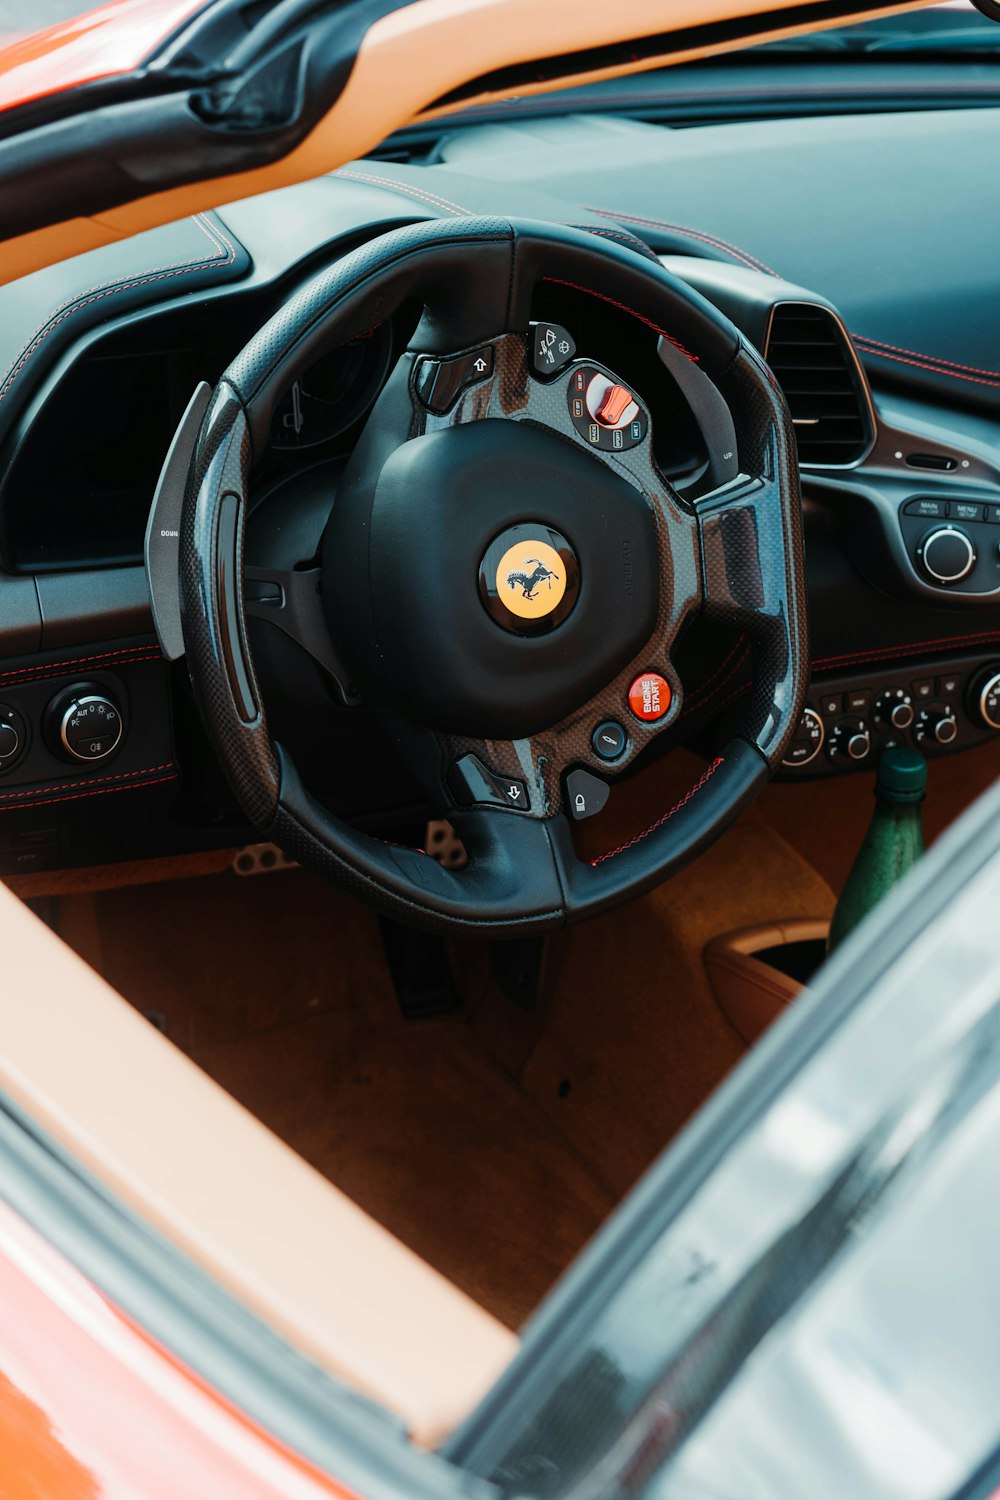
[705,917,828,1044]
[0,212,248,448]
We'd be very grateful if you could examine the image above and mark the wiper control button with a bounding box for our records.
[530,322,576,377]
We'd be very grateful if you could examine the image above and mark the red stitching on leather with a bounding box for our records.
[707,681,752,719]
[574,225,656,258]
[583,205,782,279]
[541,277,698,360]
[3,772,179,812]
[0,645,161,687]
[0,216,236,410]
[850,337,1000,389]
[334,168,469,217]
[0,761,176,805]
[851,335,1000,383]
[684,637,746,701]
[687,633,1000,702]
[335,175,1000,395]
[681,642,751,716]
[590,756,725,866]
[586,205,1000,392]
[812,630,1000,671]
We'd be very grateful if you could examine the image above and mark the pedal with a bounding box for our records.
[231,842,298,876]
[379,917,462,1019]
[424,819,467,869]
[491,937,547,1012]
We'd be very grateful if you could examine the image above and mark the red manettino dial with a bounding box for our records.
[595,383,635,427]
[628,672,672,722]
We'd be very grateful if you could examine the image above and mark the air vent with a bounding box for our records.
[764,303,873,468]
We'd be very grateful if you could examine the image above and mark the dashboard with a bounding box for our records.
[0,102,998,876]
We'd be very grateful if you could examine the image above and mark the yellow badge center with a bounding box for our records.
[495,539,567,620]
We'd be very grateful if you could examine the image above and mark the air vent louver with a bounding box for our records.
[764,303,872,467]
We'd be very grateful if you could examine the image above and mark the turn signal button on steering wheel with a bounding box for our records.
[628,672,672,722]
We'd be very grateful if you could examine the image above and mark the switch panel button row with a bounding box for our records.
[780,654,1000,777]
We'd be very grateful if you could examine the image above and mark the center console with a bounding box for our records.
[781,651,1000,776]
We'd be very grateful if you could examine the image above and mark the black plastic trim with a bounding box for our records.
[0,571,42,655]
[0,95,301,244]
[36,567,153,650]
[145,381,213,663]
[0,2,420,244]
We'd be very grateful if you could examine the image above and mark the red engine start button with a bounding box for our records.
[628,672,672,722]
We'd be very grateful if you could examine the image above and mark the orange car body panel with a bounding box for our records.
[0,0,209,114]
[0,1196,353,1500]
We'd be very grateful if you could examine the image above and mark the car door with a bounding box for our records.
[444,770,1000,1500]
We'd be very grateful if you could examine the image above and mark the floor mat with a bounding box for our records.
[51,870,614,1329]
[495,818,833,1199]
[39,742,997,1328]
[49,746,932,1326]
[193,1008,613,1328]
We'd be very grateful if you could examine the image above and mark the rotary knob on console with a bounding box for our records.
[873,687,914,732]
[0,704,26,774]
[781,707,824,768]
[914,707,958,748]
[916,526,976,585]
[827,718,871,764]
[45,682,124,764]
[969,665,1000,730]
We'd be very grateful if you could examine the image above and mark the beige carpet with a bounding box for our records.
[46,741,990,1323]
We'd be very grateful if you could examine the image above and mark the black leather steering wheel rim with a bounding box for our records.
[180,217,807,935]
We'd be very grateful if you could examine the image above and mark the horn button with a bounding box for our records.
[326,418,660,741]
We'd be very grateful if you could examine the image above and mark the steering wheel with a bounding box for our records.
[179,217,807,936]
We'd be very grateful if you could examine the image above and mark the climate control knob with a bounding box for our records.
[781,707,824,768]
[914,707,958,748]
[46,684,124,764]
[917,526,976,585]
[0,704,26,774]
[873,688,914,732]
[970,666,1000,730]
[827,718,871,764]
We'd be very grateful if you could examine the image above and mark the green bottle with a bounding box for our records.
[827,748,927,954]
